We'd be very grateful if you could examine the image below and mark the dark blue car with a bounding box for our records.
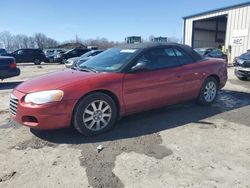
[0,56,20,80]
[234,50,250,80]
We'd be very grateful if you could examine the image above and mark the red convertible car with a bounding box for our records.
[10,43,227,136]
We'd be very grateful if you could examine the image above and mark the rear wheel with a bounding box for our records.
[34,59,41,65]
[73,92,118,136]
[198,77,218,105]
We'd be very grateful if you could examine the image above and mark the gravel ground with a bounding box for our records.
[0,63,250,188]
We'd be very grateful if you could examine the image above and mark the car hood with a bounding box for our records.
[68,57,79,61]
[16,69,100,93]
[79,57,91,61]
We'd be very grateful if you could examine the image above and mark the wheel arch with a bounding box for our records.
[206,74,220,86]
[71,89,121,125]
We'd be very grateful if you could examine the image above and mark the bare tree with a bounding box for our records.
[44,37,58,48]
[0,30,120,51]
[0,31,13,51]
[15,34,30,48]
[33,33,59,49]
[34,33,47,49]
[83,37,117,50]
[27,37,36,48]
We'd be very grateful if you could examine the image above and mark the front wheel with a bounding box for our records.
[61,59,67,64]
[198,77,218,105]
[236,76,248,81]
[73,92,118,136]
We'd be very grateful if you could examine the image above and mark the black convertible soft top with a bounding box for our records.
[117,42,203,62]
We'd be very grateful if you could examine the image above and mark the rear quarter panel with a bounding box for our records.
[199,58,228,89]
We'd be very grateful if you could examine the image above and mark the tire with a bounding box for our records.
[61,59,67,64]
[34,59,41,65]
[73,92,118,136]
[198,77,218,105]
[236,76,248,81]
[49,58,54,63]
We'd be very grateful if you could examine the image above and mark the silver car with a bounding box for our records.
[65,50,103,68]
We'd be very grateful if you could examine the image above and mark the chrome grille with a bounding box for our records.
[9,94,18,116]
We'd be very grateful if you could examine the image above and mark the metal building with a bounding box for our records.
[153,37,168,42]
[183,2,250,63]
[126,36,142,44]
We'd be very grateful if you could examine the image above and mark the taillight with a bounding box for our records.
[10,61,17,69]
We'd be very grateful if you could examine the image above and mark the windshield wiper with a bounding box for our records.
[77,66,98,73]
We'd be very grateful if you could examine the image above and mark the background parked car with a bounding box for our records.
[194,47,227,61]
[0,48,7,55]
[0,56,20,79]
[44,49,65,56]
[56,48,91,64]
[65,50,103,68]
[234,50,250,80]
[52,51,66,63]
[2,49,46,65]
[45,49,66,63]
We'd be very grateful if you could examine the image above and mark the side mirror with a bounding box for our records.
[131,60,149,72]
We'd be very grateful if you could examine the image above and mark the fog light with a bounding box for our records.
[22,116,38,123]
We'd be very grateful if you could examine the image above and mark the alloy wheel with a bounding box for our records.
[204,81,217,102]
[83,100,112,131]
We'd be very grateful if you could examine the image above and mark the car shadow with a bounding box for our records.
[31,89,250,144]
[0,81,22,90]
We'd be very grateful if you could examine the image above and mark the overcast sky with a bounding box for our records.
[0,0,248,42]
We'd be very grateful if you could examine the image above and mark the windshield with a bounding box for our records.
[65,49,73,54]
[240,51,250,60]
[79,48,138,72]
[80,51,93,58]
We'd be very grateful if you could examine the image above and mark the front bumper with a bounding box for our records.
[45,56,54,63]
[234,66,250,78]
[54,57,62,63]
[65,62,73,68]
[10,89,78,130]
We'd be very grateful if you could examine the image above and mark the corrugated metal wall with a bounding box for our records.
[184,5,250,63]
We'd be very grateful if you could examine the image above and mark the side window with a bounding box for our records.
[25,49,33,54]
[173,48,194,65]
[71,50,78,55]
[17,50,24,54]
[164,48,175,56]
[136,48,182,70]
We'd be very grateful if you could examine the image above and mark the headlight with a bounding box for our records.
[66,60,73,64]
[24,90,64,104]
[237,58,245,64]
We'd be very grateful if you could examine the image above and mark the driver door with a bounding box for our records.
[13,50,25,62]
[123,47,185,115]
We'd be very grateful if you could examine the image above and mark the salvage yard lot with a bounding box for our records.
[0,64,250,188]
